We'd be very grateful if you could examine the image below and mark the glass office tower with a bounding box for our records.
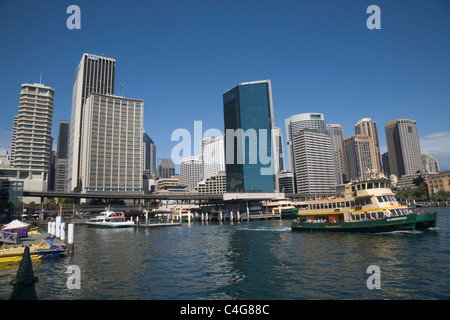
[223,80,278,192]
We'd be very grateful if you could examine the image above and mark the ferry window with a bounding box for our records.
[362,184,366,190]
[320,204,324,209]
[382,196,389,202]
[377,196,384,202]
[371,212,377,219]
[377,212,383,219]
[357,184,361,190]
[355,214,360,221]
[332,202,336,208]
[351,201,355,207]
[368,183,373,189]
[352,186,356,192]
[374,182,379,188]
[366,198,372,205]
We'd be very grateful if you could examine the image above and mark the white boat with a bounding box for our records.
[86,211,135,228]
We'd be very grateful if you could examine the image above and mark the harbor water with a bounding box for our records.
[1,207,449,300]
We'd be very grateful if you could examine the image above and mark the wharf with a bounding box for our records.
[201,211,281,222]
[138,221,182,228]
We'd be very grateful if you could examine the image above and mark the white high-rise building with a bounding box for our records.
[10,83,54,192]
[180,156,203,191]
[291,130,336,196]
[79,93,143,192]
[285,113,326,182]
[201,136,225,181]
[68,53,116,191]
[421,152,440,174]
[285,113,335,194]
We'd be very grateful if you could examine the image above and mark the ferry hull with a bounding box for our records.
[86,223,135,229]
[414,212,437,229]
[291,215,418,233]
[282,209,299,220]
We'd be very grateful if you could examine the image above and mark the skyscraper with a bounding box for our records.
[143,132,156,177]
[201,136,225,181]
[158,158,175,179]
[291,129,336,196]
[68,53,116,191]
[180,156,203,191]
[223,80,278,192]
[285,113,326,183]
[55,120,69,192]
[382,152,391,177]
[354,118,382,174]
[285,113,335,194]
[326,124,346,185]
[79,93,143,192]
[10,83,54,191]
[343,135,378,181]
[385,119,423,178]
[275,127,285,172]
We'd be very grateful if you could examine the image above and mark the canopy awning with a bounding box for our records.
[2,219,30,229]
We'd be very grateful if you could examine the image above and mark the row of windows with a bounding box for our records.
[351,181,390,191]
[351,208,408,221]
[308,197,376,210]
[376,195,396,203]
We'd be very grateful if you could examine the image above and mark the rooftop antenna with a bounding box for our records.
[121,84,124,97]
[39,72,42,84]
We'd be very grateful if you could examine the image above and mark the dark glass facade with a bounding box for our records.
[223,81,276,192]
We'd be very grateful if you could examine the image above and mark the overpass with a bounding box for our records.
[22,191,310,203]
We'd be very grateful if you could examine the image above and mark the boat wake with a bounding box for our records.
[238,226,291,232]
[378,229,423,235]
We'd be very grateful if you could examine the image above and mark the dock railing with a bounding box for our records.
[0,230,20,244]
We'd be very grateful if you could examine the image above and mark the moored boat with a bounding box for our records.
[86,210,135,228]
[0,236,65,265]
[291,173,437,233]
[263,197,299,219]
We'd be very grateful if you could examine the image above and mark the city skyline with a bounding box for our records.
[0,1,448,172]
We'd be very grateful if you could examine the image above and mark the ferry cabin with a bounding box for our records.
[297,178,409,224]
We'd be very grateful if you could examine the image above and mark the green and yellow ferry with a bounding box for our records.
[291,174,437,233]
[263,196,299,219]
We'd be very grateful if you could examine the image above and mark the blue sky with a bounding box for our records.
[0,0,449,170]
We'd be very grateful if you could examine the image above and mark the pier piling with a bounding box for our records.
[67,223,74,254]
[60,223,66,241]
[55,216,61,239]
